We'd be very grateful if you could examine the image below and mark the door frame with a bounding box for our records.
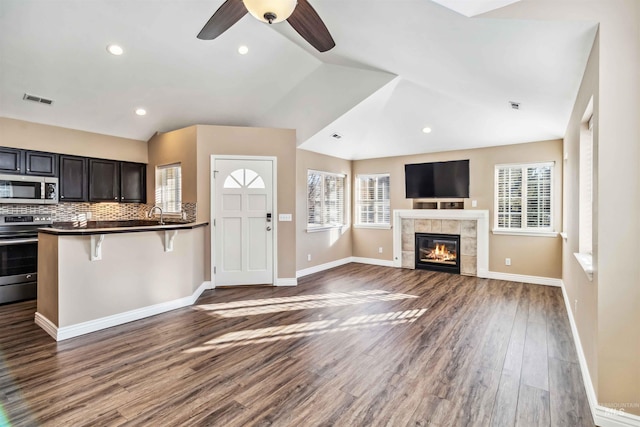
[210,155,278,287]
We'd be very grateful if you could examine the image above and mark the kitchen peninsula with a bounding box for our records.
[36,221,208,341]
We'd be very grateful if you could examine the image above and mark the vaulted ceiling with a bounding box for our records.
[0,0,597,160]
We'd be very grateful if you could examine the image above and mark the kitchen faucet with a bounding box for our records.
[148,205,164,225]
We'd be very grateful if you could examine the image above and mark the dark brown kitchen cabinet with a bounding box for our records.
[89,159,120,202]
[25,151,58,176]
[59,155,88,202]
[120,162,146,203]
[0,147,24,174]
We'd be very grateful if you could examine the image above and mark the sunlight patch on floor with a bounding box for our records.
[184,308,427,352]
[195,290,389,311]
[195,291,418,317]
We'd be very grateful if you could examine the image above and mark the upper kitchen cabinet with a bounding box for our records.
[59,155,88,202]
[0,147,24,174]
[89,159,120,202]
[120,162,146,203]
[25,151,58,176]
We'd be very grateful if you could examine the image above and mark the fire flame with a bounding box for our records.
[426,244,456,262]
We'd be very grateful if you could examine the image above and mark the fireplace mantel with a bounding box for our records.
[392,209,489,277]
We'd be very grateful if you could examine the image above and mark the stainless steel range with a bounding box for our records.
[0,214,52,304]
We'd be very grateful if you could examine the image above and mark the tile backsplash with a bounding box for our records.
[0,202,197,222]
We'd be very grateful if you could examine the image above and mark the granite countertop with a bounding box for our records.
[39,220,209,235]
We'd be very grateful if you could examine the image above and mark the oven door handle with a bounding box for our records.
[0,238,38,246]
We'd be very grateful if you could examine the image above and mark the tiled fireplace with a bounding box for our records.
[393,209,489,277]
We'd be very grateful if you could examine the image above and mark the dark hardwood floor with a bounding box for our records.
[0,264,594,426]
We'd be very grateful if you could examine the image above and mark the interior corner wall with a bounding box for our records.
[562,31,599,395]
[195,125,297,281]
[352,140,563,278]
[146,126,198,205]
[0,117,147,163]
[296,149,352,272]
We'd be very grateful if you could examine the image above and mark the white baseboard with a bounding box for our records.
[275,278,297,286]
[483,270,562,287]
[296,257,353,278]
[34,281,211,341]
[560,281,640,427]
[351,257,395,267]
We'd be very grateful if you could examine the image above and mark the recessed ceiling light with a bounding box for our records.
[238,45,249,55]
[422,127,432,134]
[106,44,124,56]
[135,108,147,116]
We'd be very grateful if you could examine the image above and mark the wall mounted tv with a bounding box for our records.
[405,159,470,198]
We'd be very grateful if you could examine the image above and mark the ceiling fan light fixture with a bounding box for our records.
[243,0,297,24]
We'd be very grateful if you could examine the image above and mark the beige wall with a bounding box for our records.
[0,117,147,163]
[146,126,198,204]
[296,149,352,271]
[487,0,640,416]
[352,140,563,278]
[562,31,600,397]
[37,232,59,325]
[37,227,205,328]
[195,125,298,281]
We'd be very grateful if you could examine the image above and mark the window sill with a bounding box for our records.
[492,229,559,238]
[573,252,594,281]
[306,225,350,233]
[353,224,391,230]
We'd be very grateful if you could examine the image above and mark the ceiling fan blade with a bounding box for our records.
[287,0,335,52]
[197,0,247,40]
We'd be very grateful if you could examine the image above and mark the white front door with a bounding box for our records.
[213,158,274,285]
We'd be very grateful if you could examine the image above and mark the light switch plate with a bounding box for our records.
[279,213,292,222]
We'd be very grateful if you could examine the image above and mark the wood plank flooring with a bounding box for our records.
[0,264,594,426]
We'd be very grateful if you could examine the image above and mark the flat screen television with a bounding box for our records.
[405,159,470,198]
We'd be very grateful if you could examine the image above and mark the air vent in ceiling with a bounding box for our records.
[23,93,54,105]
[331,132,342,140]
[509,101,521,110]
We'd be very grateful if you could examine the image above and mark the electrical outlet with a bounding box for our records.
[505,258,511,266]
[471,200,477,208]
[307,254,311,262]
[85,211,92,220]
[378,247,383,254]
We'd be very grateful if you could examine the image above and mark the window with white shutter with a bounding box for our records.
[307,170,346,229]
[494,162,554,235]
[579,117,593,254]
[155,163,182,214]
[356,174,390,227]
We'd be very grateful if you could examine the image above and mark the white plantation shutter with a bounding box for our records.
[495,162,554,232]
[579,118,593,254]
[307,170,346,228]
[155,164,182,213]
[356,174,390,226]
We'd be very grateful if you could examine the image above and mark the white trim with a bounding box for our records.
[34,281,211,341]
[34,312,58,340]
[560,281,640,427]
[573,252,594,281]
[483,271,562,287]
[297,257,353,278]
[274,278,297,286]
[492,229,558,238]
[353,224,392,230]
[351,257,395,267]
[306,225,350,233]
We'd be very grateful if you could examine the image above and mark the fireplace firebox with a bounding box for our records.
[415,233,461,274]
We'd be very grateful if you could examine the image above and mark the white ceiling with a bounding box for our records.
[0,0,597,160]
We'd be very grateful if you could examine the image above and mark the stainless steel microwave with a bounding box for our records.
[0,174,58,204]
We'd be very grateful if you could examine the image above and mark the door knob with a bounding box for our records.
[266,226,272,231]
